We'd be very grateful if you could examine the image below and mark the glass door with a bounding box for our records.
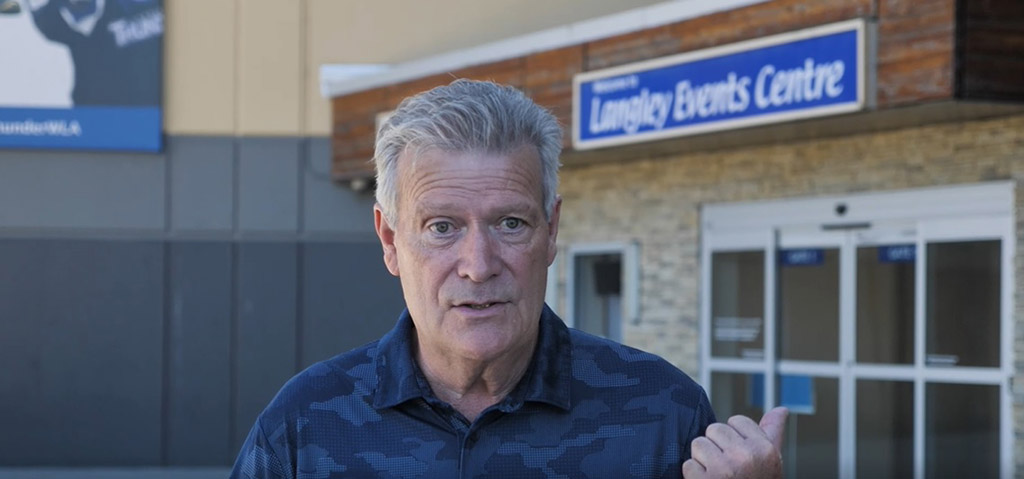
[850,224,917,479]
[703,214,1012,479]
[915,217,1010,479]
[774,227,845,479]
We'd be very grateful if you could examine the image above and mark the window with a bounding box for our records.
[566,243,638,341]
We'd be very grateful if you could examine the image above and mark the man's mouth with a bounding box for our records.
[455,301,506,310]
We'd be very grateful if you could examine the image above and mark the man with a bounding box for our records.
[22,0,163,106]
[232,79,786,478]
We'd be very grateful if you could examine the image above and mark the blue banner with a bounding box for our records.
[0,0,164,152]
[573,20,864,149]
[0,106,161,151]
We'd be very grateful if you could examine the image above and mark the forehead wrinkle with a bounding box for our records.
[397,148,545,223]
[406,168,538,201]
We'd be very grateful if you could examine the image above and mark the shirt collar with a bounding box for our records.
[372,305,573,412]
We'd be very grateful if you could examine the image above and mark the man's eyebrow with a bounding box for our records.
[413,200,460,217]
[499,201,542,216]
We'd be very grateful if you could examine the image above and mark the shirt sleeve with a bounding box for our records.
[230,418,293,479]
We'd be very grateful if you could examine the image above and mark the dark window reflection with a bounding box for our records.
[711,251,764,359]
[926,241,1001,367]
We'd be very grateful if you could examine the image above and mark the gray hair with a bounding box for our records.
[373,79,563,226]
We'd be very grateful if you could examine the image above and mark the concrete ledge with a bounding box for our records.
[0,469,231,479]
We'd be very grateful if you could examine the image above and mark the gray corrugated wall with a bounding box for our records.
[0,137,405,466]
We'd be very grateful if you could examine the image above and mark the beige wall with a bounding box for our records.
[163,0,666,137]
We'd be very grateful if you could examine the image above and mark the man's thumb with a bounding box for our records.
[760,406,789,450]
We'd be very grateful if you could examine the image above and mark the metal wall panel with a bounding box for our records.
[0,151,165,231]
[232,242,298,452]
[165,242,233,465]
[303,138,377,235]
[0,239,164,465]
[238,139,301,232]
[300,241,405,368]
[169,138,235,232]
[0,135,404,467]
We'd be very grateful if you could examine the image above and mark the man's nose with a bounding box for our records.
[457,224,502,282]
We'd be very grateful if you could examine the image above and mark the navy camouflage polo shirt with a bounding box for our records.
[231,306,715,479]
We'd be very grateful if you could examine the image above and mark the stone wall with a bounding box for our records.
[552,112,1024,465]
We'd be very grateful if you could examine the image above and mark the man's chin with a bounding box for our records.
[444,329,524,363]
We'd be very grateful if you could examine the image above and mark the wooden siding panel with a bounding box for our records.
[961,0,1024,100]
[876,0,956,106]
[331,0,976,176]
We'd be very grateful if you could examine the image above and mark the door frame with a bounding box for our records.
[700,182,1015,479]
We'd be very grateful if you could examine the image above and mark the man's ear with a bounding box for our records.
[546,195,561,266]
[374,204,400,277]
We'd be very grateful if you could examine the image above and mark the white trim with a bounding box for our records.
[320,0,771,98]
[919,367,1006,384]
[913,227,926,479]
[778,229,844,248]
[1002,216,1016,479]
[703,181,1014,232]
[849,364,916,380]
[919,216,1007,242]
[775,360,842,377]
[764,230,778,412]
[702,229,768,251]
[565,241,639,340]
[318,64,391,98]
[699,229,714,389]
[706,358,770,373]
[839,232,856,479]
[572,19,867,150]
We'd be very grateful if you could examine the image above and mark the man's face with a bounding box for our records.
[374,146,560,364]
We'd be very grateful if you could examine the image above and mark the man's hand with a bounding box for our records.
[682,406,788,479]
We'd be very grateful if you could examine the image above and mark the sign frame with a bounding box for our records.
[572,19,868,150]
[0,0,165,153]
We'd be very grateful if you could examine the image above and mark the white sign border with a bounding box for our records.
[571,18,867,151]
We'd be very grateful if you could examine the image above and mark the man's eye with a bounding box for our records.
[428,222,453,234]
[501,218,523,230]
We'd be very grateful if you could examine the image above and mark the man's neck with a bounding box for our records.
[415,336,537,422]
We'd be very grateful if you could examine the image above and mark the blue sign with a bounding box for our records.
[0,0,164,152]
[878,244,916,263]
[780,248,824,267]
[779,375,815,415]
[573,20,865,150]
[748,374,815,415]
[0,106,161,151]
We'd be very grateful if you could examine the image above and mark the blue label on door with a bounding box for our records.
[780,249,824,266]
[878,244,915,263]
[780,375,815,415]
